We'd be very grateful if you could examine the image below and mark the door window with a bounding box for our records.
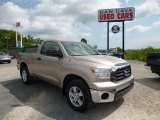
[40,41,61,56]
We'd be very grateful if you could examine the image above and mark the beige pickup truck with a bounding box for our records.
[17,40,134,112]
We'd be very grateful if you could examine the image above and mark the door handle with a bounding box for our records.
[37,57,41,61]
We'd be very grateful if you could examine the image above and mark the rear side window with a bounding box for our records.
[40,41,61,56]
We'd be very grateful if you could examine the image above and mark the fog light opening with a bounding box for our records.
[101,93,109,100]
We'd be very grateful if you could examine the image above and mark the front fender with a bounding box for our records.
[60,64,96,88]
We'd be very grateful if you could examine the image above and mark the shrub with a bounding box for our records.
[125,47,160,61]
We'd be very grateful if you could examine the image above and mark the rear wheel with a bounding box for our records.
[66,79,91,112]
[21,67,33,85]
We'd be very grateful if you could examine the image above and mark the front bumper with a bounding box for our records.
[90,75,134,103]
[0,58,11,62]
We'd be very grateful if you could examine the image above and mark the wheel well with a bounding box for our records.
[63,74,89,96]
[20,62,27,75]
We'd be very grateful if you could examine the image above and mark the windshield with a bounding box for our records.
[0,52,6,55]
[62,42,100,56]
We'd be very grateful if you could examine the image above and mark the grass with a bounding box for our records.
[125,47,160,62]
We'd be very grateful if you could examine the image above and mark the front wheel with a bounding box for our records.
[21,67,33,85]
[66,79,91,112]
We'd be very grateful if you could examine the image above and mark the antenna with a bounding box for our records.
[66,31,68,41]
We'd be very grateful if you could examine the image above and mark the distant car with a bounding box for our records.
[0,51,11,63]
[112,52,123,58]
[98,50,123,58]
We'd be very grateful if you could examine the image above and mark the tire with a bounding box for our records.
[20,67,33,85]
[66,79,91,112]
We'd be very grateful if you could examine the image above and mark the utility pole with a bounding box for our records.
[122,21,125,59]
[107,22,109,50]
[20,32,23,47]
[16,27,17,47]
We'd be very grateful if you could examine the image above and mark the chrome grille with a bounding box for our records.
[111,64,131,82]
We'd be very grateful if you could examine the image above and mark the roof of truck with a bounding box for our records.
[43,39,83,44]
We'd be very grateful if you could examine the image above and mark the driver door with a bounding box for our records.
[35,41,63,85]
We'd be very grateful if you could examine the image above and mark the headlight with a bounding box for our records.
[91,67,111,79]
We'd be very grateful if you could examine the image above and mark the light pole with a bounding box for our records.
[5,36,10,53]
[16,22,23,47]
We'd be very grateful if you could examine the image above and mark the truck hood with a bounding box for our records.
[72,55,127,67]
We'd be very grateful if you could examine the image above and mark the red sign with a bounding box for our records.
[98,7,135,22]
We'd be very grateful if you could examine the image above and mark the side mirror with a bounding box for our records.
[46,49,63,58]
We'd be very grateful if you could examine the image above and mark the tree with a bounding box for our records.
[116,47,122,52]
[0,29,16,52]
[0,29,43,52]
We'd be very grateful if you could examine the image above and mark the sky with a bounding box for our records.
[0,0,160,49]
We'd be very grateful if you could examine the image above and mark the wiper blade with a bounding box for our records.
[71,55,83,56]
[92,54,100,55]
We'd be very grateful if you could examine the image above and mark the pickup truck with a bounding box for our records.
[146,53,160,76]
[17,40,134,112]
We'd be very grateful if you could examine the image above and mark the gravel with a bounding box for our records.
[0,59,160,120]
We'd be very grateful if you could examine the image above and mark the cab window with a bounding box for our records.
[40,41,62,56]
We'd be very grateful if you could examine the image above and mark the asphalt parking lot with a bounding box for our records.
[0,59,160,120]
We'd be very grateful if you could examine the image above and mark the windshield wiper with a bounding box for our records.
[91,54,100,55]
[71,55,84,56]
